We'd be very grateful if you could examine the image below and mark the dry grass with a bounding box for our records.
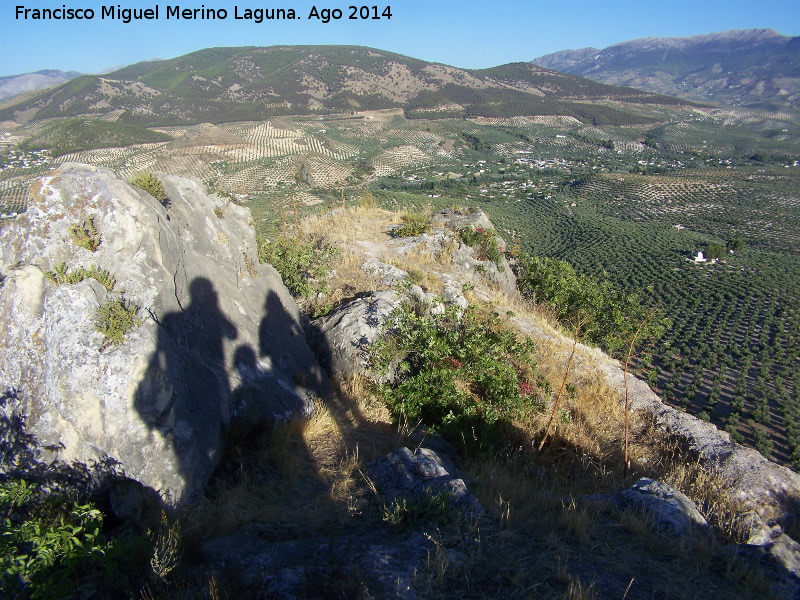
[388,256,444,293]
[179,374,407,553]
[561,577,598,600]
[656,447,752,544]
[299,205,395,246]
[436,234,459,265]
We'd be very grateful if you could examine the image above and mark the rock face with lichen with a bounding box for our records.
[0,163,328,501]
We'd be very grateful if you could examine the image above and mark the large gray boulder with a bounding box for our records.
[591,477,710,538]
[366,447,483,516]
[308,289,401,380]
[0,164,328,501]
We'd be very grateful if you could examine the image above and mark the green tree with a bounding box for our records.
[704,243,725,260]
[727,238,745,252]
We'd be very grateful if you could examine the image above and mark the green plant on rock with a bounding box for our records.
[459,226,502,264]
[45,263,116,292]
[131,171,168,204]
[258,235,338,298]
[69,216,100,252]
[373,302,546,453]
[96,296,143,347]
[381,488,455,531]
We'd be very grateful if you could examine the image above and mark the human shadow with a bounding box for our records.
[134,277,237,499]
[222,289,332,457]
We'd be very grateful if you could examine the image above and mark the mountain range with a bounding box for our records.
[533,29,800,112]
[0,69,81,102]
[0,46,695,128]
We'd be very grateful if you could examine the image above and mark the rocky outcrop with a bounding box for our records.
[589,477,710,538]
[0,164,328,501]
[366,446,483,516]
[308,289,401,381]
[309,209,513,383]
[598,357,800,525]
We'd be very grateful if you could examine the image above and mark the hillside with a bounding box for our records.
[18,118,172,157]
[533,29,800,112]
[0,45,699,127]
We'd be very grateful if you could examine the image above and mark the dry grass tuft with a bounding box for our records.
[436,234,459,265]
[561,577,598,600]
[658,451,751,543]
[560,498,592,544]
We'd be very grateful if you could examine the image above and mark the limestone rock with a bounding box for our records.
[361,258,407,286]
[730,536,800,600]
[0,164,328,501]
[366,446,483,515]
[450,242,518,297]
[308,289,401,380]
[435,208,506,251]
[435,209,517,297]
[617,478,709,537]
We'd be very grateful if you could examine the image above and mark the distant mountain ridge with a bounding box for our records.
[0,69,82,102]
[0,45,698,127]
[533,29,800,112]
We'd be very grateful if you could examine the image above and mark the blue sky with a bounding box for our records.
[1,0,799,75]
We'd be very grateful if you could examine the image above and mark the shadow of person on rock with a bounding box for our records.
[134,277,237,500]
[258,289,328,415]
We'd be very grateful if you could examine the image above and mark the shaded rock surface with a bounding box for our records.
[0,163,328,501]
[367,447,483,515]
[589,477,709,538]
[730,537,800,600]
[202,531,431,600]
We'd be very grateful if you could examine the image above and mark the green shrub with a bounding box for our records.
[754,429,773,459]
[704,243,725,260]
[131,172,168,204]
[392,211,431,237]
[459,226,502,264]
[514,252,667,357]
[96,296,143,347]
[373,302,546,452]
[258,236,338,298]
[0,478,149,599]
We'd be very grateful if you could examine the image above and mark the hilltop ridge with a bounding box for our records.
[0,45,698,127]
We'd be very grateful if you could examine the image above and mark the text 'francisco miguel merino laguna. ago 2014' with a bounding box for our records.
[15,5,393,23]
